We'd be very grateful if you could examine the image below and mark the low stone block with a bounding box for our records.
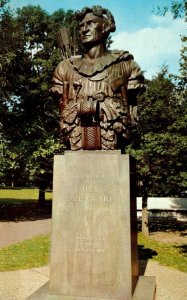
[49,151,138,299]
[27,276,156,300]
[132,276,156,300]
[28,151,142,300]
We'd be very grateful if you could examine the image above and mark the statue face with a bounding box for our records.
[79,13,105,45]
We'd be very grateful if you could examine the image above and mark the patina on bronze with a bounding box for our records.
[50,6,144,150]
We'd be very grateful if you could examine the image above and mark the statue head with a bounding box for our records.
[74,5,116,44]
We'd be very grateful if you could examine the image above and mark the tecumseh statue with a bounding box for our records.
[50,6,144,150]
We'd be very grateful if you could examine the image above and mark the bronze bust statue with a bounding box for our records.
[50,6,144,150]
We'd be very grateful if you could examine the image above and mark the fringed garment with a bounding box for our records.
[50,51,144,150]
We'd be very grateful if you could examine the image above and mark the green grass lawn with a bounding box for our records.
[0,188,186,272]
[0,188,52,221]
[0,235,50,271]
[139,233,187,273]
[0,233,186,272]
[0,188,52,203]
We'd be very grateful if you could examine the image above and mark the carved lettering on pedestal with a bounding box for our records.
[65,194,115,203]
[75,236,105,254]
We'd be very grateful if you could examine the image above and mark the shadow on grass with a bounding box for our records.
[138,219,187,233]
[0,200,52,222]
[0,187,35,190]
[180,232,187,237]
[174,244,187,254]
[138,244,157,275]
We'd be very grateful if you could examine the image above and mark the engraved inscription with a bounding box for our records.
[82,185,96,192]
[64,178,117,208]
[75,236,105,254]
[65,194,115,203]
[68,168,115,181]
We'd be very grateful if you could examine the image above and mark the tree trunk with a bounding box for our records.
[142,194,149,235]
[11,174,14,187]
[38,184,46,207]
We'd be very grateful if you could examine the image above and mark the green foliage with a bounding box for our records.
[0,0,10,9]
[127,68,187,197]
[153,0,185,19]
[0,5,71,188]
[146,0,187,196]
[25,137,65,185]
[0,3,186,200]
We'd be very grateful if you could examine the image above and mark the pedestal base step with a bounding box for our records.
[132,276,156,300]
[27,276,156,300]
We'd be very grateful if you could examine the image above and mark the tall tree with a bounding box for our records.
[0,5,74,203]
[127,67,187,234]
[154,0,185,19]
[127,0,187,234]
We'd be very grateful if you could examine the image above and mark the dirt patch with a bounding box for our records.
[0,219,51,247]
[150,230,187,244]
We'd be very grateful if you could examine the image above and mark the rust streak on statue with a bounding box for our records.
[50,6,145,151]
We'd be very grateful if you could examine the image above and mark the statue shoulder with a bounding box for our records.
[53,57,79,78]
[54,56,83,73]
[111,50,134,61]
[68,52,135,77]
[55,57,72,69]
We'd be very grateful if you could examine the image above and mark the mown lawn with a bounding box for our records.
[139,233,187,273]
[0,235,50,271]
[0,233,186,272]
[0,189,186,272]
[0,188,52,203]
[0,188,52,221]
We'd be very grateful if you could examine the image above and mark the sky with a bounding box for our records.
[9,0,185,79]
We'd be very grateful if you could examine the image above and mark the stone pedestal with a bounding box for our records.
[28,151,156,300]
